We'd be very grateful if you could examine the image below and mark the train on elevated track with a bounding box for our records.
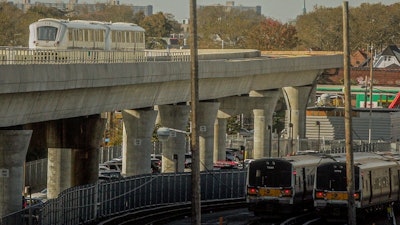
[29,18,145,51]
[246,151,400,222]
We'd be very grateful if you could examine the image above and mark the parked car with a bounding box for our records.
[25,197,44,207]
[213,160,240,170]
[99,170,122,182]
[31,188,47,202]
[226,148,244,161]
[102,160,122,171]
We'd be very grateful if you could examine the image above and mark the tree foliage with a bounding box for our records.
[296,3,400,51]
[246,18,298,50]
[72,4,134,23]
[197,7,264,48]
[0,3,25,46]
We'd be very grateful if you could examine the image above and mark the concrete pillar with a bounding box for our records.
[198,102,220,171]
[214,118,227,161]
[250,90,280,159]
[0,130,32,217]
[157,104,190,173]
[122,108,157,176]
[46,115,106,199]
[47,148,72,199]
[283,86,313,139]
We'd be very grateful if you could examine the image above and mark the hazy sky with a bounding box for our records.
[111,0,399,23]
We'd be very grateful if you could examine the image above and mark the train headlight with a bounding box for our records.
[247,187,258,195]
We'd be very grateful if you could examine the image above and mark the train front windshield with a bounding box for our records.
[248,159,292,187]
[316,163,360,190]
[37,26,58,41]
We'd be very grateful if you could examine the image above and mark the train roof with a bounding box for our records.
[320,151,400,169]
[109,23,145,32]
[33,18,108,30]
[33,18,145,32]
[355,156,399,169]
[251,153,334,167]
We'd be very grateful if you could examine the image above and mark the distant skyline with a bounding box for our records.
[117,0,400,22]
[31,0,400,23]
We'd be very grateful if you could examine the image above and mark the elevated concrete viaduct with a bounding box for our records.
[0,49,343,217]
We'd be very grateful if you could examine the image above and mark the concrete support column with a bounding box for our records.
[198,102,220,171]
[122,108,157,176]
[214,118,227,161]
[157,104,190,173]
[283,86,313,139]
[46,115,106,199]
[250,90,280,159]
[0,130,32,218]
[47,148,72,199]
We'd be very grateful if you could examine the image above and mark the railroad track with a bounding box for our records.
[96,199,247,225]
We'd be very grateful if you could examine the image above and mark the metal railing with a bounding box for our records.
[1,170,246,225]
[0,47,190,65]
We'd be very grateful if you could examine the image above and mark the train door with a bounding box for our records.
[389,168,393,199]
[368,170,373,203]
[398,170,400,202]
[302,167,307,200]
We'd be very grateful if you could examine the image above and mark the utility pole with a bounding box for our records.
[189,0,201,224]
[342,2,356,225]
[368,44,374,143]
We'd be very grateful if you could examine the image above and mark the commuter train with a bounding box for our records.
[29,18,145,51]
[314,152,400,222]
[246,153,335,217]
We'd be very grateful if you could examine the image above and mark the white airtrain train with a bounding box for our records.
[29,18,145,51]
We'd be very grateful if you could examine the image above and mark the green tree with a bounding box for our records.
[296,6,342,51]
[73,4,134,22]
[139,12,172,38]
[247,18,298,50]
[27,4,65,18]
[295,3,400,52]
[197,7,264,48]
[0,3,37,46]
[132,10,145,25]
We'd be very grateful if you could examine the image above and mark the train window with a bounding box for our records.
[84,30,89,42]
[112,31,116,42]
[130,32,135,43]
[37,26,58,41]
[74,30,78,41]
[68,29,73,41]
[78,29,83,41]
[88,30,94,42]
[121,32,126,43]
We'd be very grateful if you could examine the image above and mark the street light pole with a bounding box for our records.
[189,0,201,224]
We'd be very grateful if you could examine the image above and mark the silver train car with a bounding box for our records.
[314,152,400,222]
[29,18,145,51]
[246,153,335,216]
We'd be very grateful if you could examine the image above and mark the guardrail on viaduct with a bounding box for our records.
[0,47,191,64]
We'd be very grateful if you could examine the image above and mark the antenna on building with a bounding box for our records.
[303,0,307,14]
